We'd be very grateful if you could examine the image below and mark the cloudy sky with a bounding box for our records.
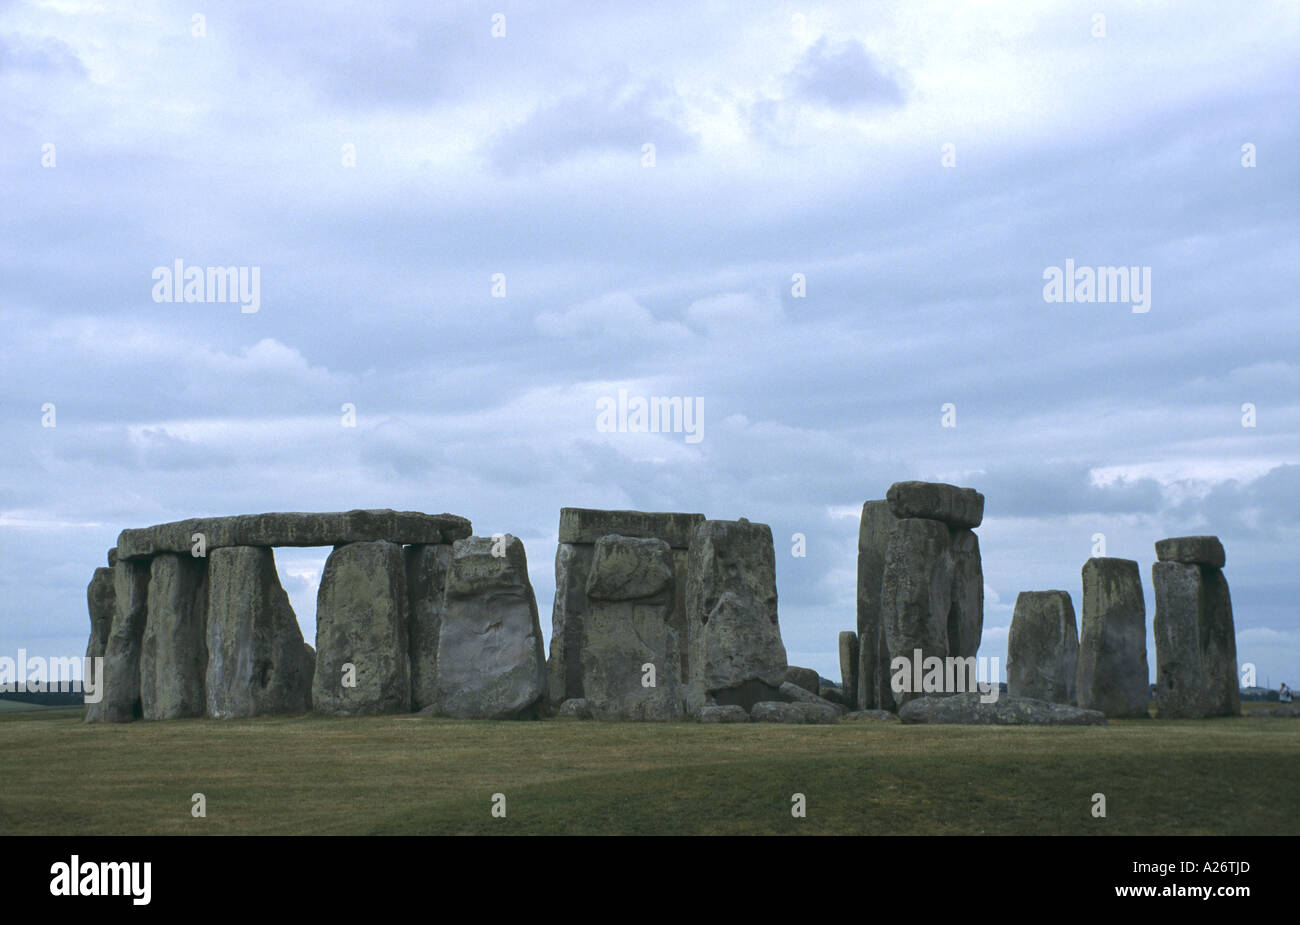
[2,0,1297,689]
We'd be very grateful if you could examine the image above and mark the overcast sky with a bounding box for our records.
[2,0,1297,689]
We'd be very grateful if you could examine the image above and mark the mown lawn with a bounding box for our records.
[1,707,1296,835]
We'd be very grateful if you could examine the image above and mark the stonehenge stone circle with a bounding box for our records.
[1153,536,1240,719]
[546,508,703,711]
[205,546,314,719]
[580,534,683,720]
[685,518,788,713]
[882,518,955,707]
[898,693,1107,726]
[1076,558,1149,717]
[434,535,547,720]
[140,554,207,720]
[1007,591,1079,705]
[313,541,411,716]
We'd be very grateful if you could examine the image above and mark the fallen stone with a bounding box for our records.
[1155,536,1225,569]
[204,546,314,719]
[881,518,953,708]
[140,554,208,720]
[784,666,821,696]
[435,535,547,719]
[885,481,984,529]
[86,558,150,723]
[779,680,848,715]
[559,698,593,719]
[313,540,411,715]
[580,535,682,721]
[1253,704,1300,718]
[838,631,859,711]
[116,509,471,559]
[820,684,851,707]
[686,519,788,713]
[899,693,1107,725]
[1077,558,1150,718]
[698,704,750,723]
[843,710,900,722]
[405,543,451,713]
[1007,590,1079,705]
[750,701,839,724]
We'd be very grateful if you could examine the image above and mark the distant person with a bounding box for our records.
[1281,683,1293,703]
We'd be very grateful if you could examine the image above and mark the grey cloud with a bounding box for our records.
[786,36,905,108]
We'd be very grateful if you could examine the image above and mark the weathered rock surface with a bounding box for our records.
[838,631,859,710]
[86,558,150,723]
[750,701,839,724]
[435,535,546,719]
[140,554,208,720]
[558,698,593,719]
[1155,536,1226,569]
[885,481,985,529]
[106,547,118,567]
[405,543,451,713]
[1153,561,1240,719]
[899,693,1107,725]
[698,704,750,723]
[313,541,410,715]
[881,518,953,707]
[779,680,848,715]
[116,509,471,559]
[947,528,984,658]
[843,709,900,722]
[546,509,701,710]
[784,666,821,696]
[204,546,314,719]
[686,519,788,713]
[580,535,682,720]
[1077,558,1149,717]
[85,567,115,663]
[558,508,704,548]
[856,501,896,710]
[1007,591,1079,705]
[820,684,850,707]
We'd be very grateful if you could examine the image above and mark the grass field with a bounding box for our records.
[1,707,1297,835]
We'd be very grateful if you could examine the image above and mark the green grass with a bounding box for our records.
[1,708,1296,835]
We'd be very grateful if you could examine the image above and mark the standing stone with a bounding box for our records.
[435,535,547,719]
[838,631,860,711]
[85,567,115,663]
[856,500,897,710]
[405,543,451,713]
[85,558,150,723]
[880,518,953,708]
[948,528,983,659]
[140,554,208,720]
[546,509,704,711]
[1077,557,1149,718]
[205,546,313,719]
[580,535,682,720]
[313,540,411,715]
[1007,591,1078,705]
[686,519,788,713]
[1153,550,1240,719]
